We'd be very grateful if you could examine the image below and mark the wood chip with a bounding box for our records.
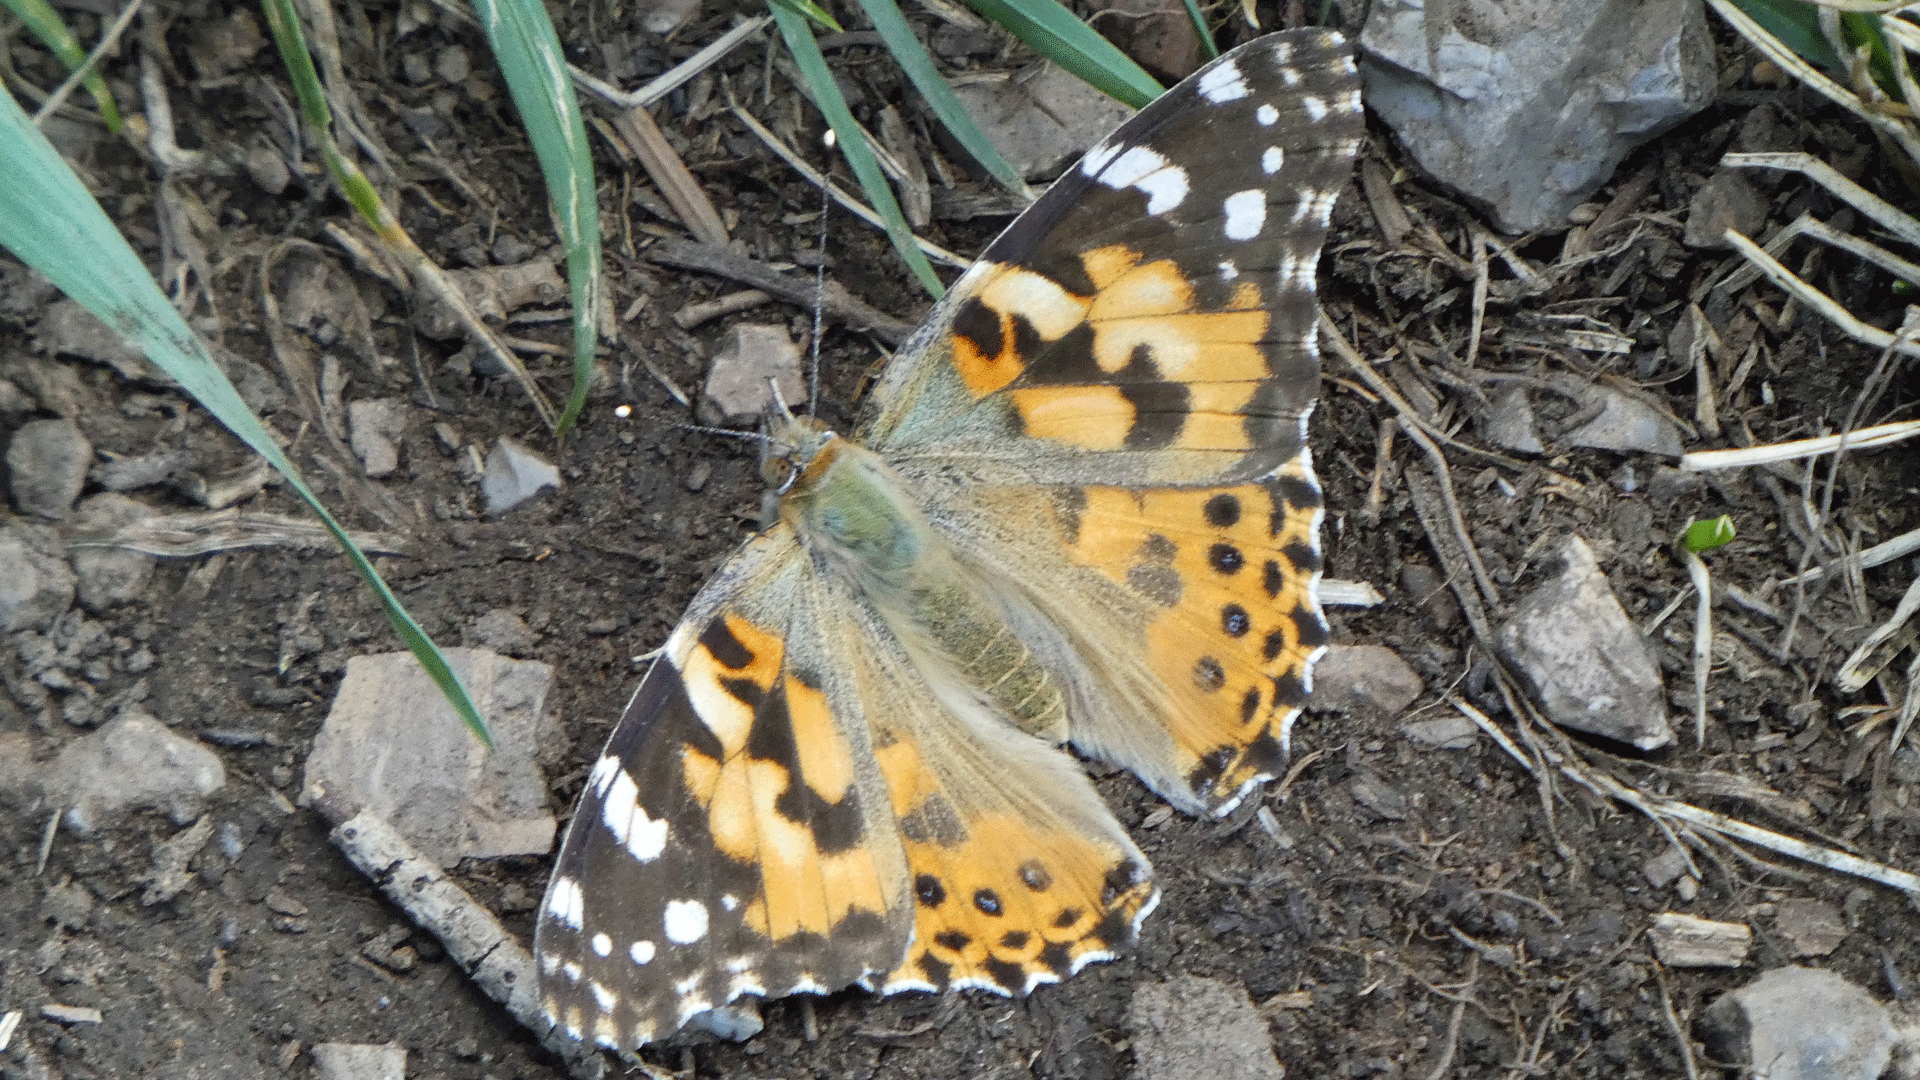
[1648,912,1752,967]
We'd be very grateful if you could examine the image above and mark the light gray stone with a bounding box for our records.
[53,709,226,834]
[33,298,163,382]
[68,493,157,612]
[1128,976,1283,1080]
[7,416,91,519]
[300,648,558,867]
[347,398,409,479]
[1496,535,1673,749]
[481,437,559,515]
[1309,644,1423,720]
[1401,716,1479,749]
[469,608,536,656]
[1699,967,1893,1080]
[952,64,1135,182]
[310,1043,407,1080]
[1360,0,1715,232]
[0,523,75,632]
[697,323,805,429]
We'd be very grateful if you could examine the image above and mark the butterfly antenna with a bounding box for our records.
[807,130,834,416]
[679,423,770,445]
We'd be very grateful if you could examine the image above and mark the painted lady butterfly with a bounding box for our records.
[536,28,1363,1052]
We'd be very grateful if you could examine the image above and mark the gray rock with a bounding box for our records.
[0,522,76,632]
[54,709,226,834]
[481,437,559,515]
[90,447,193,492]
[1496,535,1673,749]
[697,323,806,429]
[33,298,164,382]
[1773,898,1847,958]
[1360,0,1715,232]
[347,398,410,479]
[68,493,157,612]
[1699,967,1894,1080]
[1400,562,1462,629]
[1401,716,1479,749]
[1128,976,1283,1080]
[310,1043,407,1080]
[7,416,91,519]
[1308,644,1423,720]
[1685,168,1770,249]
[469,608,536,656]
[1478,375,1682,458]
[300,648,558,867]
[952,64,1135,182]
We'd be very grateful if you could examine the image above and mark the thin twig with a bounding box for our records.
[32,0,142,128]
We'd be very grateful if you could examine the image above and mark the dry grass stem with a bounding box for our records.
[1681,418,1920,471]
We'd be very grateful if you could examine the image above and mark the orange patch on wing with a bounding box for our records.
[1009,386,1136,450]
[951,263,1091,398]
[1167,382,1261,451]
[1062,481,1322,807]
[679,614,784,753]
[788,677,854,802]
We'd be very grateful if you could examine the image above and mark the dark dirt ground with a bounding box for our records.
[4,1,1920,1078]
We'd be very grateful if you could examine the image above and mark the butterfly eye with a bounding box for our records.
[773,459,802,495]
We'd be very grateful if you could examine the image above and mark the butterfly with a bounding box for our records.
[534,28,1363,1053]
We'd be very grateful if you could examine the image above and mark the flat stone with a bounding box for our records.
[1308,644,1423,720]
[952,64,1135,182]
[53,709,226,835]
[310,1042,407,1080]
[469,608,536,656]
[481,437,559,515]
[1360,0,1714,232]
[1685,168,1770,249]
[0,523,75,632]
[347,398,410,479]
[1698,967,1893,1080]
[1128,976,1283,1080]
[68,493,157,612]
[1773,898,1847,958]
[300,648,558,867]
[33,297,163,382]
[1496,535,1673,749]
[7,416,91,519]
[697,323,805,429]
[1401,716,1479,749]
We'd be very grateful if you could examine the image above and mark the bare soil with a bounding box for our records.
[3,3,1919,1079]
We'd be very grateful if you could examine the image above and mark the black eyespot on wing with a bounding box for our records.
[1222,604,1251,636]
[974,889,1004,916]
[1204,493,1242,527]
[1209,543,1244,574]
[916,874,947,908]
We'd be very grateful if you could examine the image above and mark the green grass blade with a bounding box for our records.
[2,0,122,131]
[964,0,1163,108]
[767,0,843,33]
[852,0,1026,193]
[469,0,602,438]
[1725,0,1840,72]
[774,3,944,296]
[1175,0,1219,62]
[0,85,491,747]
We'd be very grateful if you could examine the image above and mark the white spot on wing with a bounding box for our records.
[587,754,620,796]
[544,876,584,930]
[590,932,612,957]
[630,939,656,965]
[721,894,740,912]
[664,899,710,944]
[1197,60,1248,103]
[1096,146,1189,215]
[1218,260,1238,281]
[590,980,616,1011]
[1256,104,1279,126]
[1303,96,1329,122]
[1223,190,1266,240]
[562,960,583,983]
[1262,146,1283,174]
[1080,140,1121,177]
[599,768,670,862]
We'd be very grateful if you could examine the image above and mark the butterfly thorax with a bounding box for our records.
[773,419,1068,740]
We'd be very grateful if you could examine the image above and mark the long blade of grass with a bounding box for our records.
[469,0,602,437]
[0,86,490,747]
[773,3,945,296]
[851,0,1027,194]
[1,0,122,130]
[963,0,1163,108]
